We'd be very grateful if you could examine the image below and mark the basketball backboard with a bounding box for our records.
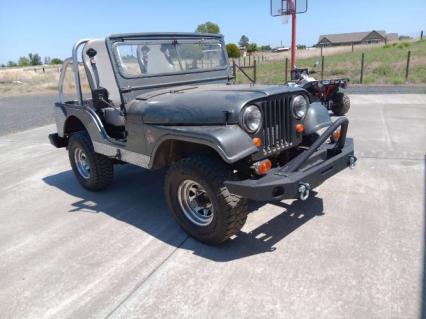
[270,0,307,17]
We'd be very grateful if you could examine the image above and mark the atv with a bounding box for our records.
[291,66,351,116]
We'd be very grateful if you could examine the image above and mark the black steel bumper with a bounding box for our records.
[48,133,67,148]
[225,117,356,201]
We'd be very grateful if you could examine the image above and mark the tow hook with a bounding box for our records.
[298,183,310,201]
[348,156,357,169]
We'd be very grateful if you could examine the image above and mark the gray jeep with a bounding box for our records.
[49,33,356,245]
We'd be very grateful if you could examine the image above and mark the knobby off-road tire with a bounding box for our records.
[68,131,113,191]
[331,92,350,116]
[165,156,248,245]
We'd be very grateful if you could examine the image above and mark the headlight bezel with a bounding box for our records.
[291,95,309,120]
[241,104,262,134]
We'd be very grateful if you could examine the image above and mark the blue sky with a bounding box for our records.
[0,0,425,64]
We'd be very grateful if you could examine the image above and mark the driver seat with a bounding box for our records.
[82,40,125,128]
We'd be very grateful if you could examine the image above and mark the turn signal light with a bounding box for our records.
[254,159,272,175]
[252,137,262,148]
[295,123,304,133]
[332,130,341,140]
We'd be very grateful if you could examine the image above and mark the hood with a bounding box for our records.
[126,84,304,125]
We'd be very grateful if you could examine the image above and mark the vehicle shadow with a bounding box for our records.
[43,165,324,262]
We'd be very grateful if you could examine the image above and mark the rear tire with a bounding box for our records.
[331,92,350,116]
[68,131,113,191]
[165,156,248,245]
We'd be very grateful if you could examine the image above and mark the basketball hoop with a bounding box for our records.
[270,0,307,17]
[270,0,308,76]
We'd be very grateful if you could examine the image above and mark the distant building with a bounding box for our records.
[316,30,398,47]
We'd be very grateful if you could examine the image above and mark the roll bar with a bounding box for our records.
[58,39,93,105]
[72,39,90,105]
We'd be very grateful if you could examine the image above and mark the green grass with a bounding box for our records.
[236,40,426,85]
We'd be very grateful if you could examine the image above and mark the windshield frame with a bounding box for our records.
[111,38,228,80]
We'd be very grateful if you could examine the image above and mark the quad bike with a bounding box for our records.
[291,66,351,116]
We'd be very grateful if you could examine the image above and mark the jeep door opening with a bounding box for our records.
[49,33,356,245]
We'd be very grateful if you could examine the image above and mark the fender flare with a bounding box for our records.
[148,124,258,166]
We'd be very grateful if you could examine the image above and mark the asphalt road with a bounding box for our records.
[0,93,57,136]
[0,95,425,318]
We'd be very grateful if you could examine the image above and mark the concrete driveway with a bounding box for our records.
[0,95,425,318]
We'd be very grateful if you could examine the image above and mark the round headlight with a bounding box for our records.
[242,105,262,133]
[291,95,308,119]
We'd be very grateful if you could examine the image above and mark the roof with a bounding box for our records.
[318,30,386,44]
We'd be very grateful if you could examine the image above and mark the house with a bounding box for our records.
[316,30,398,47]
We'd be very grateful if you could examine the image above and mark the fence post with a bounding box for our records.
[249,55,251,66]
[320,46,323,57]
[351,42,354,53]
[232,60,236,79]
[321,55,324,80]
[244,56,246,66]
[360,53,365,84]
[253,60,257,84]
[405,50,411,80]
[421,30,424,40]
[285,57,288,83]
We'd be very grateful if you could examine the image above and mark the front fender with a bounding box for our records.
[148,124,258,165]
[304,102,332,135]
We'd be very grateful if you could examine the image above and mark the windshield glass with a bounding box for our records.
[114,39,227,77]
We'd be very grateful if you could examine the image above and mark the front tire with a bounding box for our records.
[331,92,350,116]
[68,131,113,191]
[165,156,248,245]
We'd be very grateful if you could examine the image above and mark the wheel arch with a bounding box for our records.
[150,138,225,169]
[64,115,87,136]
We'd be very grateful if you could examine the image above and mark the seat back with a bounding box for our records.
[82,39,121,105]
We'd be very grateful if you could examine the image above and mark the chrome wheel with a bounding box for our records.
[74,148,90,179]
[177,180,214,227]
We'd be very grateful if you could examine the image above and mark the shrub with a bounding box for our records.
[259,45,272,51]
[18,56,30,66]
[50,58,63,65]
[246,43,258,53]
[396,42,410,49]
[226,43,241,58]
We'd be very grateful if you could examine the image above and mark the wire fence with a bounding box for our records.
[231,30,425,85]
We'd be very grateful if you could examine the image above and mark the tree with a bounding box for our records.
[239,35,249,48]
[44,56,51,64]
[28,53,42,66]
[246,43,258,53]
[226,43,240,58]
[297,44,306,50]
[50,58,63,65]
[18,56,30,66]
[7,61,17,67]
[259,45,272,51]
[0,64,5,68]
[196,21,220,34]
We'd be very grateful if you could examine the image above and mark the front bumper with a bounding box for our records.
[225,117,356,201]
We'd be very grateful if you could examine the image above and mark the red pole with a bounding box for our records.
[291,12,296,70]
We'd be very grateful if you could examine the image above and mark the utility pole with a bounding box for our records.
[291,12,297,71]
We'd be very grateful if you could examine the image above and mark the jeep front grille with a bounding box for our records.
[258,95,296,153]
